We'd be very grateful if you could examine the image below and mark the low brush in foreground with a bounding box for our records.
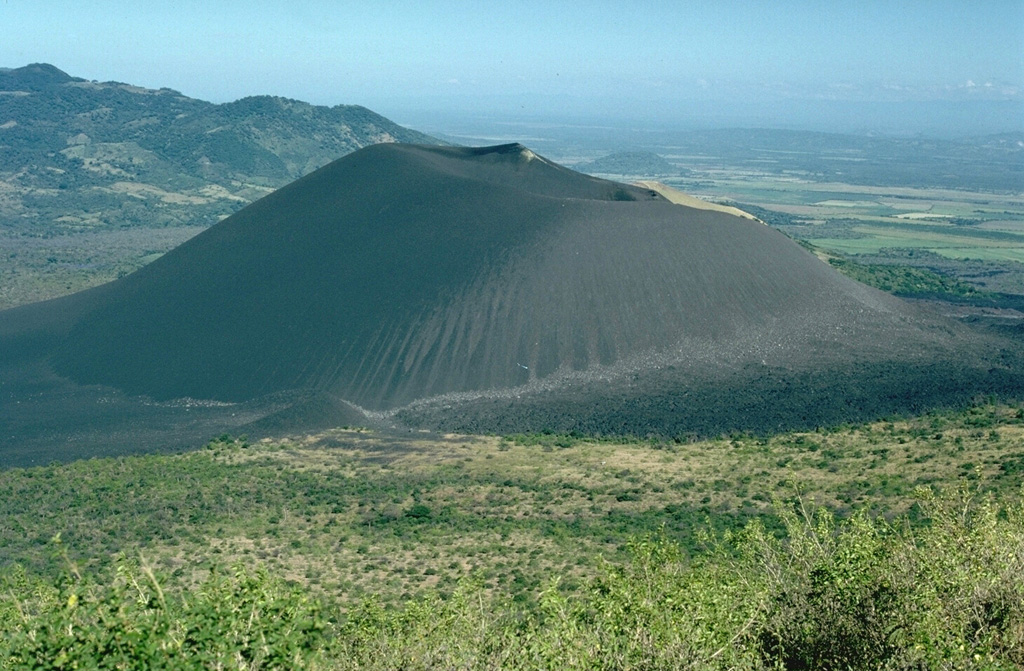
[2,484,1021,670]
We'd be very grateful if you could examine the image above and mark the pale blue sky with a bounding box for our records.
[2,1,1022,133]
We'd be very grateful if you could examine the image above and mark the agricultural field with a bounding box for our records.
[667,174,1024,267]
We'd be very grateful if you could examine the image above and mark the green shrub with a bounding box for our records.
[747,485,1024,670]
[1,557,326,670]
[2,484,1020,670]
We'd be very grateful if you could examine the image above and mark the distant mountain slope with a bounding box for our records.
[577,151,682,176]
[0,63,445,308]
[2,143,1022,466]
[0,63,443,231]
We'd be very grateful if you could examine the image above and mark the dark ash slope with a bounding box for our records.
[1,143,1022,465]
[43,143,666,407]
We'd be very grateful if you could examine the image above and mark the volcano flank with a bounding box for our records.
[2,143,1022,466]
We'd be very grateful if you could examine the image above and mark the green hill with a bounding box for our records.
[0,63,444,307]
[577,150,682,176]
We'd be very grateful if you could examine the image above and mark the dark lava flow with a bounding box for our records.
[1,143,1022,466]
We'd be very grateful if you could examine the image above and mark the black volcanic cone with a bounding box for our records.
[2,142,1023,463]
[43,143,669,407]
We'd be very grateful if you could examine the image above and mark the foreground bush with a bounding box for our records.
[750,486,1024,669]
[0,557,326,670]
[330,485,1023,670]
[2,484,1021,669]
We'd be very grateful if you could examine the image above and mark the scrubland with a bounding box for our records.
[2,401,1022,668]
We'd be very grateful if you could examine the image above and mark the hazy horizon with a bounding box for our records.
[2,1,1022,137]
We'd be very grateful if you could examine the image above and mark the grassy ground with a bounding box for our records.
[2,402,1023,668]
[2,401,1022,610]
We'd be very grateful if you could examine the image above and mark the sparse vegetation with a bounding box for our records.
[827,256,987,297]
[1,402,1023,667]
[1,482,1020,669]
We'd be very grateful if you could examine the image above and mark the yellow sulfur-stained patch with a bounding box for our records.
[633,180,761,221]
